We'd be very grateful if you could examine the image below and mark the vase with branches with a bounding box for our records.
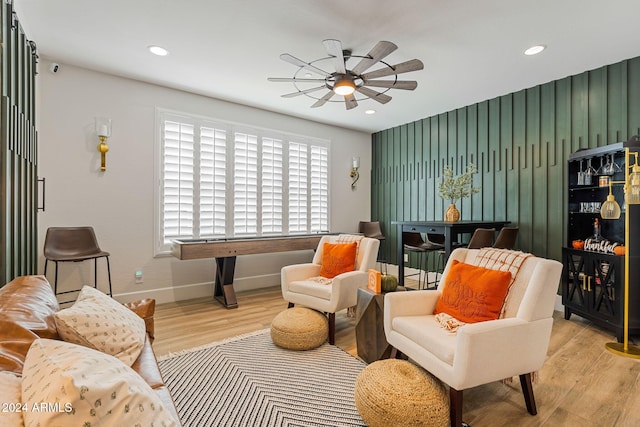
[438,163,480,221]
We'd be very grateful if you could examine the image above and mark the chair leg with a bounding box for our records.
[389,346,406,360]
[449,387,464,427]
[105,256,113,297]
[328,312,335,345]
[54,261,59,295]
[94,258,98,290]
[519,373,537,415]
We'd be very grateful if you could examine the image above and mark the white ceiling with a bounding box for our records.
[15,0,640,133]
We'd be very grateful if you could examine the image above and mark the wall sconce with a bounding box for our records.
[95,117,112,171]
[350,156,360,190]
[600,136,640,359]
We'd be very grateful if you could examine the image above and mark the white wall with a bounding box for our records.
[36,59,372,304]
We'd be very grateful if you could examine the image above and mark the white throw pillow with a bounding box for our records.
[21,339,177,427]
[54,286,146,366]
[0,371,24,427]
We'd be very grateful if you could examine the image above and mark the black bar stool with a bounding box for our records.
[358,221,388,274]
[43,226,112,304]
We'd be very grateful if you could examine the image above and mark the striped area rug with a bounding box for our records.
[158,329,367,426]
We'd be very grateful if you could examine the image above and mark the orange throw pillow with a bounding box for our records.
[434,260,513,323]
[319,242,358,279]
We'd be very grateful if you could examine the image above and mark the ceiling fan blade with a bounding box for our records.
[322,39,346,74]
[280,53,331,77]
[361,59,424,80]
[356,86,392,104]
[268,77,327,83]
[281,86,328,98]
[351,41,398,75]
[344,93,358,110]
[363,80,418,90]
[311,90,335,108]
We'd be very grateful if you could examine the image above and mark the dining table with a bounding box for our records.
[392,220,511,287]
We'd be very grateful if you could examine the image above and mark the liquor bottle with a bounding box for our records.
[593,218,602,241]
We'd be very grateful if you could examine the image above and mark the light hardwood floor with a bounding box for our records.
[154,286,640,427]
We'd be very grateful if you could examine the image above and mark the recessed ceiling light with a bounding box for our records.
[148,45,169,56]
[365,109,376,115]
[524,45,546,56]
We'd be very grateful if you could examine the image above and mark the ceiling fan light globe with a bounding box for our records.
[333,79,356,96]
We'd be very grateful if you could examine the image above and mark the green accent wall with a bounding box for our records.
[372,57,640,265]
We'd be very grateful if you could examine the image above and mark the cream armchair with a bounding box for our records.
[384,248,562,426]
[281,235,380,344]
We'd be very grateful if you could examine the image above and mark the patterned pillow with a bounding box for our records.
[21,339,177,427]
[0,371,24,426]
[434,260,513,323]
[54,286,146,366]
[319,242,358,278]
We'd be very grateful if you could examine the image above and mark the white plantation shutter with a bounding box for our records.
[157,110,330,253]
[261,138,283,234]
[289,142,308,233]
[310,145,329,232]
[199,126,227,237]
[162,120,194,244]
[234,133,258,235]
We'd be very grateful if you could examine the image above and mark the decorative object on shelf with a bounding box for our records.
[95,117,112,172]
[583,237,621,254]
[571,240,585,250]
[592,218,602,241]
[599,135,640,358]
[268,39,423,110]
[350,156,360,190]
[380,274,398,293]
[438,163,480,222]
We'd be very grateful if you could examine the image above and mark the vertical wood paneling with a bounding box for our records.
[466,105,479,220]
[588,67,607,148]
[499,94,513,222]
[489,98,502,221]
[628,58,640,136]
[415,120,425,220]
[607,62,625,142]
[0,0,38,284]
[372,56,640,263]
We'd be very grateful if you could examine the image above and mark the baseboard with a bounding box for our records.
[114,273,281,305]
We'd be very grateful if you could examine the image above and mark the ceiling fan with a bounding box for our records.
[268,39,424,110]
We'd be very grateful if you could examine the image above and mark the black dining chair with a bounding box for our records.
[466,228,496,249]
[493,227,519,249]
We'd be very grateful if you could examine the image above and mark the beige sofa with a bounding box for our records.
[0,275,181,425]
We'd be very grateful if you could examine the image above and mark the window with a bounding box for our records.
[155,110,330,254]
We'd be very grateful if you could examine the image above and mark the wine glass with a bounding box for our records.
[599,154,618,176]
[596,156,607,175]
[577,159,585,185]
[610,153,623,173]
[584,158,596,185]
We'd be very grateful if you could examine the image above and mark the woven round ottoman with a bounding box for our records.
[355,359,449,427]
[270,307,328,350]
